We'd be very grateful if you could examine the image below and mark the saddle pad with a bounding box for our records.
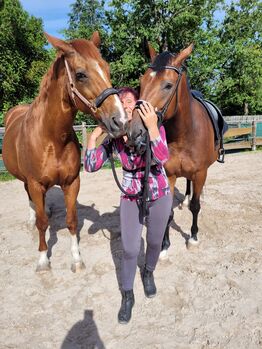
[191,91,228,142]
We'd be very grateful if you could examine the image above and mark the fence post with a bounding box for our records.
[82,122,87,170]
[251,121,256,151]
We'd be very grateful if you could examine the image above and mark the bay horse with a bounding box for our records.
[128,44,225,256]
[2,32,128,272]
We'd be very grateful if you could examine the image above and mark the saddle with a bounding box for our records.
[191,90,228,163]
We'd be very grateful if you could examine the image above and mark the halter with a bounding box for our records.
[148,63,186,122]
[64,58,119,113]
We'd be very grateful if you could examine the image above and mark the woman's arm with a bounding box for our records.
[150,126,169,165]
[84,126,112,172]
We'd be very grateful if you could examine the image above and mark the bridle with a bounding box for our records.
[64,58,119,113]
[148,62,186,123]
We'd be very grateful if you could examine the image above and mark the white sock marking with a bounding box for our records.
[71,235,81,263]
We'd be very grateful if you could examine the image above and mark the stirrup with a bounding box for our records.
[217,147,225,163]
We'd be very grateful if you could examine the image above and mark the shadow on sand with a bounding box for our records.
[45,186,146,288]
[60,309,105,349]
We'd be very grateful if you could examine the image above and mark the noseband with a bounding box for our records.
[64,58,119,113]
[148,63,186,122]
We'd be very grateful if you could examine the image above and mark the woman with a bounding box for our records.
[84,88,172,324]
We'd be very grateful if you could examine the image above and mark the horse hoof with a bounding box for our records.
[71,261,86,273]
[159,249,169,260]
[186,237,200,249]
[178,202,183,210]
[36,262,51,273]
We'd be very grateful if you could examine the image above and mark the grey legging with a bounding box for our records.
[120,193,173,291]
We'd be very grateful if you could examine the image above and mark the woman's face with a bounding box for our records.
[119,92,137,121]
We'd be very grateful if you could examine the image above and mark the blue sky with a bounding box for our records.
[20,0,74,38]
[20,1,226,39]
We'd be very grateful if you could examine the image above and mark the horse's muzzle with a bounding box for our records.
[126,130,147,155]
[101,113,128,138]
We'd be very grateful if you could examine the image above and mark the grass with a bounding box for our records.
[102,158,122,169]
[0,171,15,181]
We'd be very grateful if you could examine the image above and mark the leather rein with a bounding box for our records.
[64,58,119,113]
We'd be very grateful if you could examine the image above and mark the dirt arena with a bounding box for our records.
[0,151,261,349]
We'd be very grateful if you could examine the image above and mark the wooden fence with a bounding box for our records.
[223,115,262,151]
[1,116,262,172]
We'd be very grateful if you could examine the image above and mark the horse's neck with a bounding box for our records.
[32,58,76,136]
[172,76,194,133]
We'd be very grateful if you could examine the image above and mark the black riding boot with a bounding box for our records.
[142,267,157,298]
[118,289,135,324]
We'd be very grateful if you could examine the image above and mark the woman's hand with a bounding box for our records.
[88,125,104,150]
[137,101,160,141]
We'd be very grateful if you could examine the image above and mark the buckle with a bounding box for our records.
[217,148,225,163]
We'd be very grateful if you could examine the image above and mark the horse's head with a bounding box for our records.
[45,32,128,138]
[128,43,193,151]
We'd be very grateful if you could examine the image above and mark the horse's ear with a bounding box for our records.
[176,43,194,64]
[90,31,101,48]
[44,32,75,56]
[148,43,157,62]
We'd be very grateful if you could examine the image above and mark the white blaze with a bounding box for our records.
[94,62,127,125]
[114,95,127,124]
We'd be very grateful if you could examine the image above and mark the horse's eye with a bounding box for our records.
[164,83,173,90]
[76,71,87,81]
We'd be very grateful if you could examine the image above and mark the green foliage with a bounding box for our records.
[75,111,98,126]
[0,0,51,119]
[63,0,106,39]
[214,0,262,114]
[105,0,221,88]
[0,0,261,121]
[0,171,15,181]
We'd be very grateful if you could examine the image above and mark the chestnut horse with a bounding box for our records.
[128,44,225,256]
[2,32,127,272]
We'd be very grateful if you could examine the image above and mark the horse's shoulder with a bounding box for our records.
[4,104,30,128]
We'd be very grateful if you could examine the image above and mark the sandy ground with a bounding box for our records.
[0,151,262,349]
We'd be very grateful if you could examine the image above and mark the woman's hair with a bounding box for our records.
[118,87,139,101]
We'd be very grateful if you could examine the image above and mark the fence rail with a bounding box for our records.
[224,115,262,123]
[1,117,262,172]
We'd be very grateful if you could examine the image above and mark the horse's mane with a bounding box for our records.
[33,56,63,104]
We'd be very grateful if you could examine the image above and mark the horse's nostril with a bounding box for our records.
[112,117,119,127]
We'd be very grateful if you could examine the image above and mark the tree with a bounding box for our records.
[0,0,50,123]
[63,0,106,40]
[214,0,262,114]
[105,0,221,88]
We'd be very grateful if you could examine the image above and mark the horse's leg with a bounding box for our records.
[27,181,50,271]
[184,179,192,206]
[24,183,36,230]
[62,176,85,272]
[179,179,191,209]
[159,175,176,260]
[187,170,207,249]
[25,183,51,230]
